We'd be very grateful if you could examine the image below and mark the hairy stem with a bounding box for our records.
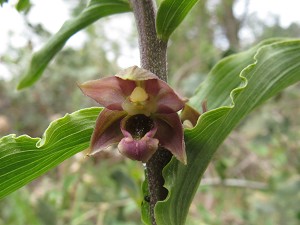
[129,0,170,224]
[129,0,168,81]
[146,148,172,224]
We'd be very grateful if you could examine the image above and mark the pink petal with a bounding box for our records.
[118,115,159,162]
[154,113,187,164]
[87,108,126,156]
[115,66,158,81]
[118,136,159,163]
[79,76,136,110]
[145,79,186,114]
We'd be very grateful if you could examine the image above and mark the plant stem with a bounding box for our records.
[129,1,171,224]
[146,147,172,225]
[129,0,168,81]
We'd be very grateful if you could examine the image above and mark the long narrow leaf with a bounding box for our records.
[0,107,101,199]
[156,0,200,41]
[154,39,300,225]
[17,0,131,90]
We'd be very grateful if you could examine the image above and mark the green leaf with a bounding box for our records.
[0,0,8,6]
[154,39,300,225]
[141,177,151,225]
[0,107,101,199]
[156,0,199,41]
[16,0,30,12]
[17,0,131,90]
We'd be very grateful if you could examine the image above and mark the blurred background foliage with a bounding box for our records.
[0,0,299,224]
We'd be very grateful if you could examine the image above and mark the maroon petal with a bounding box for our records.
[145,79,186,114]
[155,113,187,164]
[87,108,126,156]
[115,66,158,81]
[79,76,136,110]
[117,115,159,162]
[115,66,185,114]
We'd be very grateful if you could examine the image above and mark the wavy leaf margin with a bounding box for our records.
[0,107,102,199]
[154,39,300,225]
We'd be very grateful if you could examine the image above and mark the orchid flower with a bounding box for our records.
[79,66,187,164]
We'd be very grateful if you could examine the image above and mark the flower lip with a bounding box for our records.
[118,114,159,162]
[118,136,159,162]
[123,114,155,139]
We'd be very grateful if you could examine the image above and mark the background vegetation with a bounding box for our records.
[0,0,299,224]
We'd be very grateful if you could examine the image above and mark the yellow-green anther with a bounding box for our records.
[130,87,148,103]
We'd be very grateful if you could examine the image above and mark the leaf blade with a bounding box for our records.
[17,0,131,90]
[154,39,300,225]
[156,0,199,41]
[0,107,101,199]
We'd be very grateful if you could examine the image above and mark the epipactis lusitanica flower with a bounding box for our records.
[79,66,187,164]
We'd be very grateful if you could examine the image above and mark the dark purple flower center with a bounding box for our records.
[125,114,154,139]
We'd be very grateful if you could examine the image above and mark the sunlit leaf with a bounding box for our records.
[17,0,131,90]
[154,39,300,225]
[0,107,101,199]
[16,0,30,12]
[156,0,200,41]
